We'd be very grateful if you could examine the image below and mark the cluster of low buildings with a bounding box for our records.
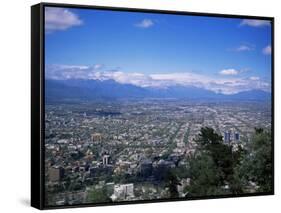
[44,100,271,205]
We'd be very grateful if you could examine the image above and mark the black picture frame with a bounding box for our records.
[31,2,274,210]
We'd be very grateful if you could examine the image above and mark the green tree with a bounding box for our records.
[235,128,272,192]
[186,153,223,197]
[87,187,111,203]
[165,170,181,198]
[186,127,244,196]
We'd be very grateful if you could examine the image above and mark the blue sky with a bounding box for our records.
[45,7,272,94]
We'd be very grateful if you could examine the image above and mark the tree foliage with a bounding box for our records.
[87,187,111,203]
[165,170,181,198]
[186,127,243,196]
[186,127,272,196]
[235,128,272,192]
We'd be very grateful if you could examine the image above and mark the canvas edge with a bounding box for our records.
[31,2,275,210]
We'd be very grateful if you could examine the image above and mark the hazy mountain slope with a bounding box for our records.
[45,79,271,102]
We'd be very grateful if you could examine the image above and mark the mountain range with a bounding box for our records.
[45,79,271,102]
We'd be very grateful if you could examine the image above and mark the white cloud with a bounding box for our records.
[263,45,272,55]
[150,72,270,94]
[135,19,154,28]
[219,69,239,75]
[104,72,154,87]
[46,64,270,94]
[235,44,254,52]
[150,73,209,88]
[93,64,103,69]
[46,64,93,80]
[240,19,271,27]
[236,45,251,51]
[249,76,260,81]
[45,7,83,33]
[229,44,254,52]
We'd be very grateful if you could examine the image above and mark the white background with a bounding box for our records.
[0,0,279,212]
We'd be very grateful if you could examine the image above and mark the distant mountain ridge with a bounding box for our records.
[45,79,271,102]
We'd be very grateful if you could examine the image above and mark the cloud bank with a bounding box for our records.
[46,64,270,95]
[45,7,83,33]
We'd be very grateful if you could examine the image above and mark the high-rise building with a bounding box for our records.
[234,132,240,141]
[102,154,110,166]
[224,131,231,143]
